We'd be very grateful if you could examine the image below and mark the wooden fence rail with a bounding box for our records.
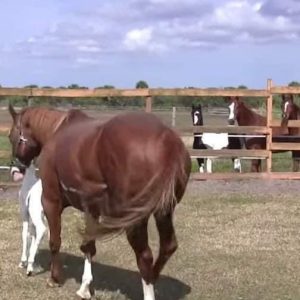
[1,79,300,184]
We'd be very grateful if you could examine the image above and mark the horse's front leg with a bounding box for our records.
[76,240,96,299]
[42,194,63,287]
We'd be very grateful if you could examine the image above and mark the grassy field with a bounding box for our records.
[1,182,300,300]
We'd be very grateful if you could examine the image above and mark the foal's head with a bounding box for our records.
[281,94,296,126]
[8,104,41,167]
[191,104,203,126]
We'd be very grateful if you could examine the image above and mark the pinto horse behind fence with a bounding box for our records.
[191,104,242,173]
[227,96,299,172]
[8,105,191,300]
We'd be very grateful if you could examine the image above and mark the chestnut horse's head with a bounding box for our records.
[191,104,203,126]
[281,94,295,127]
[225,96,241,125]
[8,104,41,167]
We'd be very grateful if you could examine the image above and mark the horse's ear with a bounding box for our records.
[8,103,17,121]
[235,96,240,102]
[290,94,294,102]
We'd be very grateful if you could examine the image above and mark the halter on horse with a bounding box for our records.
[8,105,191,300]
[191,104,242,173]
[227,96,300,172]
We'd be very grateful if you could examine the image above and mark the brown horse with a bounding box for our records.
[281,94,300,171]
[8,105,191,300]
[226,96,298,172]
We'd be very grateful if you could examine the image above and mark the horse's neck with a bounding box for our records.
[292,104,300,120]
[289,105,300,135]
[29,109,68,145]
[237,104,265,126]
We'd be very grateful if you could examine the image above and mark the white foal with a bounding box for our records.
[11,163,46,276]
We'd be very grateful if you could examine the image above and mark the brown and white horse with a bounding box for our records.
[226,96,298,172]
[281,94,300,171]
[8,105,191,300]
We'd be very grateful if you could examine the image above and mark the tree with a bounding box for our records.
[24,84,38,88]
[288,81,300,87]
[135,80,149,89]
[238,85,248,89]
[68,84,80,89]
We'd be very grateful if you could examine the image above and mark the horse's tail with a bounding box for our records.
[82,131,191,241]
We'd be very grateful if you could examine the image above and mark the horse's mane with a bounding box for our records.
[238,101,266,126]
[21,107,90,143]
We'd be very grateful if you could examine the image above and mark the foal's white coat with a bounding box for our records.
[11,164,46,275]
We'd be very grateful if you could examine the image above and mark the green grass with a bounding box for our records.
[2,183,300,300]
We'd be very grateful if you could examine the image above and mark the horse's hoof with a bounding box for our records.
[76,289,91,300]
[27,270,32,276]
[19,261,27,269]
[47,278,61,288]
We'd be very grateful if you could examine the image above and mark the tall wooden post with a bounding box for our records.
[145,96,152,113]
[266,79,273,174]
[172,107,176,127]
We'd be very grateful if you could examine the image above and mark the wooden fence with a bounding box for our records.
[1,78,300,183]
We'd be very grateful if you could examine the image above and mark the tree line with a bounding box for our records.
[0,80,299,110]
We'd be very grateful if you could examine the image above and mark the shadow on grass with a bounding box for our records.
[36,249,191,300]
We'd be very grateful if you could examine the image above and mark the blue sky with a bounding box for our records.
[0,0,300,88]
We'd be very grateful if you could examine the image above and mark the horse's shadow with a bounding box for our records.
[36,249,191,300]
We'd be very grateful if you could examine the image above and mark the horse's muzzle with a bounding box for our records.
[228,119,235,125]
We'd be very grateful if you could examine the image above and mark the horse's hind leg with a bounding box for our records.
[126,218,155,300]
[251,159,261,172]
[152,212,177,282]
[76,240,96,299]
[197,158,205,173]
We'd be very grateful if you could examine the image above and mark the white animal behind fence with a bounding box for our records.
[11,163,46,276]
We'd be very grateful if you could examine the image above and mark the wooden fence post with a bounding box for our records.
[172,107,176,127]
[266,78,273,174]
[145,96,152,113]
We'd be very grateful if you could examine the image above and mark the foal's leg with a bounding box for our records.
[153,212,178,282]
[42,195,63,286]
[19,195,29,268]
[126,218,155,300]
[76,240,96,299]
[26,214,46,276]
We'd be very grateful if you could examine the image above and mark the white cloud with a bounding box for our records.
[4,0,300,61]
